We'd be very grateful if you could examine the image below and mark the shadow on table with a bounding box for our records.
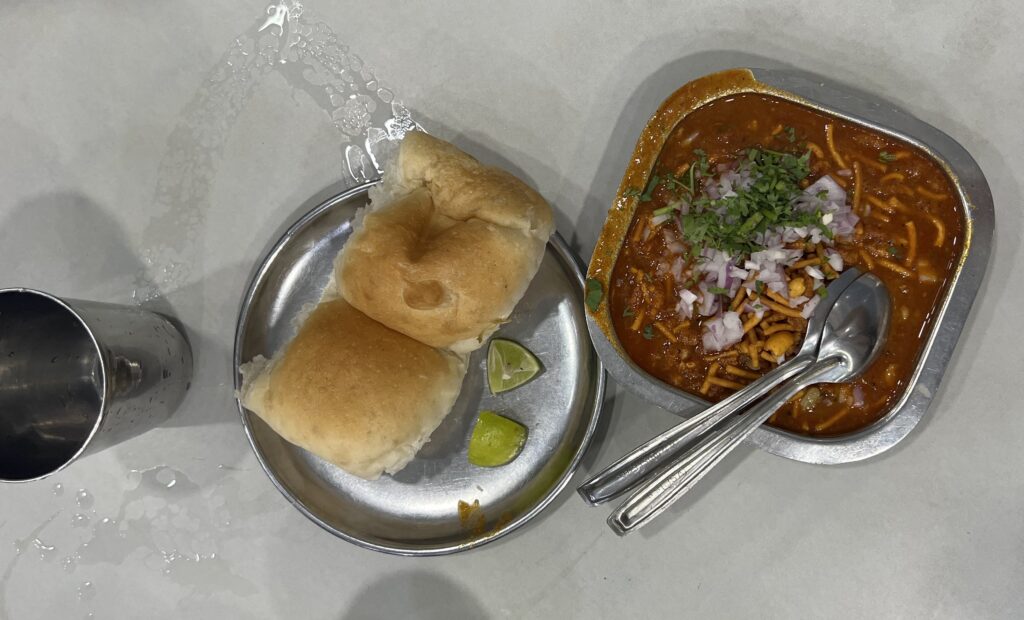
[0,191,149,306]
[341,570,488,620]
[0,192,246,435]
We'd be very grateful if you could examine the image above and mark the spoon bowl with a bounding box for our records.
[607,272,892,534]
[578,268,863,506]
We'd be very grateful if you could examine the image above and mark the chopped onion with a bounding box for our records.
[852,385,866,408]
[670,257,685,280]
[702,311,744,352]
[804,265,826,280]
[827,250,844,272]
[676,288,698,319]
[697,283,718,316]
[804,175,846,204]
[801,295,822,319]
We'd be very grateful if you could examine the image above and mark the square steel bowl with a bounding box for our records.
[585,68,993,464]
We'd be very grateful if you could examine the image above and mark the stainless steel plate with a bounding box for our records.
[233,182,604,555]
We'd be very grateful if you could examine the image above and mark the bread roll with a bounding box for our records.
[239,298,467,480]
[336,131,555,353]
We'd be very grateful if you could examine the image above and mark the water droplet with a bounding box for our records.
[52,483,64,496]
[76,489,94,510]
[62,554,78,573]
[77,581,96,602]
[72,513,90,528]
[32,537,56,561]
[154,468,177,488]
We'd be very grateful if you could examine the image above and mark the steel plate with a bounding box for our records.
[233,182,604,555]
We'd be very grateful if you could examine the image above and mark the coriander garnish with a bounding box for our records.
[667,148,823,255]
[639,173,661,202]
[584,278,603,311]
[642,325,654,340]
[879,151,897,163]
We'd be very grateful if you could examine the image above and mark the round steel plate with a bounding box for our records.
[233,182,604,555]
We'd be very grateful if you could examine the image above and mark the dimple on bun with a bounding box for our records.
[336,131,555,353]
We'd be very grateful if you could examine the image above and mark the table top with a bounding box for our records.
[1,1,1021,618]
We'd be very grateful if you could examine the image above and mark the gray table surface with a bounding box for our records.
[1,1,1021,618]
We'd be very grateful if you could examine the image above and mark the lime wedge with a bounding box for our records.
[468,411,527,467]
[487,339,541,394]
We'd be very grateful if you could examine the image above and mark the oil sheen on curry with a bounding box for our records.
[609,93,963,436]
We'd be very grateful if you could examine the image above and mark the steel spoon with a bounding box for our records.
[578,268,863,506]
[607,271,891,535]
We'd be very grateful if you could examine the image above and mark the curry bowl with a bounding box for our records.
[585,68,992,464]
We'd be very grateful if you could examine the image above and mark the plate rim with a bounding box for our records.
[232,181,605,556]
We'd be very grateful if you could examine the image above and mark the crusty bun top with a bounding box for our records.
[239,298,467,480]
[337,131,555,353]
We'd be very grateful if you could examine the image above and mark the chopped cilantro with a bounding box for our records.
[886,245,900,258]
[707,285,730,295]
[652,205,677,217]
[879,151,897,163]
[584,278,603,312]
[784,126,797,143]
[622,307,635,318]
[816,287,828,298]
[672,148,823,255]
[693,149,711,176]
[639,174,661,202]
[623,187,642,198]
[755,280,766,294]
[642,325,654,340]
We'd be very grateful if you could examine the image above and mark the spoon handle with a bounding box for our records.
[577,354,814,506]
[607,359,841,535]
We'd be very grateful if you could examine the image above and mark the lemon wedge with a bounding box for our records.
[486,339,541,394]
[468,411,527,467]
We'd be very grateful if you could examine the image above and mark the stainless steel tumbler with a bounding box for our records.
[0,288,193,482]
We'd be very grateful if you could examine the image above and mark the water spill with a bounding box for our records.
[63,462,277,597]
[76,490,94,510]
[1,512,60,616]
[77,581,96,602]
[72,513,91,528]
[52,483,64,497]
[131,466,200,498]
[134,0,417,304]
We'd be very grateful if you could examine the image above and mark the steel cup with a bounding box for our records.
[0,288,193,482]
